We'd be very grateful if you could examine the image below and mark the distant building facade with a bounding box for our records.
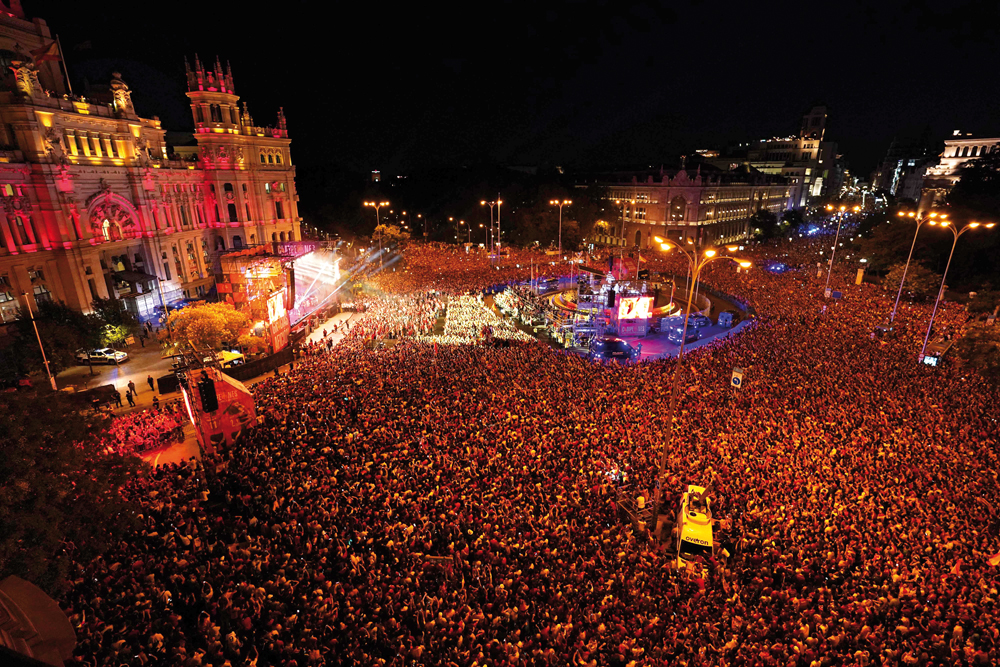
[870,134,939,203]
[0,2,299,325]
[742,105,841,208]
[919,132,1000,214]
[595,164,791,247]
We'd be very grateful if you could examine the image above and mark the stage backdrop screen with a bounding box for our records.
[618,296,653,320]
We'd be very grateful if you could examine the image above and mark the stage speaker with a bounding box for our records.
[285,265,295,310]
[606,289,616,307]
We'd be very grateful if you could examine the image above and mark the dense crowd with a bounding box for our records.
[438,295,534,344]
[99,402,186,456]
[59,237,1000,667]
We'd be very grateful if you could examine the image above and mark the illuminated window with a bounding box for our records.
[264,183,271,194]
[267,153,274,164]
[32,283,51,304]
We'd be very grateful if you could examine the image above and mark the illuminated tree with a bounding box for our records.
[164,302,264,354]
[373,223,411,245]
[90,297,141,346]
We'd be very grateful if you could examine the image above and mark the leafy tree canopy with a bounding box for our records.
[750,210,779,239]
[164,302,260,354]
[0,390,144,595]
[373,224,411,246]
[956,325,1000,384]
[882,262,942,300]
[14,300,102,376]
[91,297,141,346]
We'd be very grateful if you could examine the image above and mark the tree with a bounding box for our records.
[14,300,101,376]
[164,302,263,354]
[956,326,1000,383]
[853,215,925,273]
[780,209,805,230]
[90,297,141,347]
[373,224,410,246]
[967,287,1000,316]
[750,209,779,239]
[882,262,942,300]
[944,151,1000,290]
[948,150,1000,219]
[0,389,144,595]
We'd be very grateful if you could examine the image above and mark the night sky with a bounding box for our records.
[38,0,1000,187]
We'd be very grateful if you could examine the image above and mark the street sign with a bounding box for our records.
[731,367,744,389]
[831,290,843,299]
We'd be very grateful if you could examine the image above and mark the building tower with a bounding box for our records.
[800,105,827,141]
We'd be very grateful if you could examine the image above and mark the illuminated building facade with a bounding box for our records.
[743,106,840,208]
[919,132,1000,215]
[599,165,791,247]
[0,2,300,324]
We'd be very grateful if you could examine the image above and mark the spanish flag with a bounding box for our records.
[31,41,60,63]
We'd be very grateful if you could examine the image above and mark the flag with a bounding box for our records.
[31,41,60,63]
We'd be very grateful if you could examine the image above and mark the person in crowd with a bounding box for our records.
[61,239,1000,667]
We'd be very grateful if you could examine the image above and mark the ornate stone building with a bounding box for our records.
[918,132,1000,216]
[598,165,791,248]
[0,2,300,324]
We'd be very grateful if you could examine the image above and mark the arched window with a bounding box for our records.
[267,153,274,164]
[279,231,286,242]
[271,232,277,241]
[259,152,266,163]
[210,105,222,123]
[669,196,687,222]
[275,153,283,164]
[223,183,234,193]
[249,234,256,244]
[233,235,243,248]
[215,236,225,251]
[634,230,641,246]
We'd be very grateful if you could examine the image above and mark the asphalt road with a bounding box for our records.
[55,344,175,396]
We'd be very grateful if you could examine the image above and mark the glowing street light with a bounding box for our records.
[363,200,390,267]
[919,220,995,363]
[888,210,945,324]
[649,240,751,527]
[549,199,572,258]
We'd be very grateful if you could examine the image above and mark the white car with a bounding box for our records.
[76,348,129,364]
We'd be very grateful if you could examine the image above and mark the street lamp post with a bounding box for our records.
[21,292,58,391]
[889,210,945,324]
[363,200,389,268]
[821,204,857,296]
[549,199,572,258]
[918,220,995,362]
[481,198,503,263]
[648,239,751,528]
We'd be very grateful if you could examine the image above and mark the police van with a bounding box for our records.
[676,484,714,574]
